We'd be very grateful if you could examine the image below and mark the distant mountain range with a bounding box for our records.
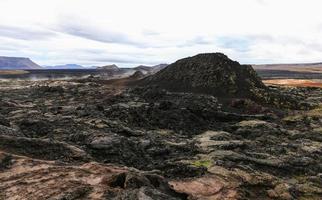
[0,56,42,69]
[96,64,168,75]
[0,56,168,72]
[43,64,85,69]
[1,55,322,74]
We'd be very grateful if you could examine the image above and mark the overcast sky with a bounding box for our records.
[0,0,322,67]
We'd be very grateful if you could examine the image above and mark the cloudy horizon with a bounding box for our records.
[0,0,322,67]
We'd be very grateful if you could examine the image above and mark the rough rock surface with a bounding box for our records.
[141,53,267,97]
[0,151,185,200]
[0,79,321,199]
[140,53,312,110]
[0,53,321,199]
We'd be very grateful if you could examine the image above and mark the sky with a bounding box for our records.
[0,0,322,67]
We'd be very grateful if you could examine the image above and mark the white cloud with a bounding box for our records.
[0,0,322,66]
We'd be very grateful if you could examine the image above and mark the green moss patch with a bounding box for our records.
[191,160,212,168]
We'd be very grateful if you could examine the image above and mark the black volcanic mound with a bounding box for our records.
[141,53,266,97]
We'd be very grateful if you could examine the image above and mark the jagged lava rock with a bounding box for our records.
[141,53,267,98]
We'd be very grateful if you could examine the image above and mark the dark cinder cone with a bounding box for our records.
[140,53,267,98]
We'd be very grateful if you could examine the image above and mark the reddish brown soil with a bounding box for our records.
[263,79,322,88]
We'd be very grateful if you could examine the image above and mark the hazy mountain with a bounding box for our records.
[0,56,42,69]
[97,64,120,71]
[129,70,145,79]
[133,65,151,71]
[44,64,85,69]
[132,64,168,74]
[151,64,168,73]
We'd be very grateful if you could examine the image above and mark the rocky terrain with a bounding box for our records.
[0,53,321,200]
[142,53,266,98]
